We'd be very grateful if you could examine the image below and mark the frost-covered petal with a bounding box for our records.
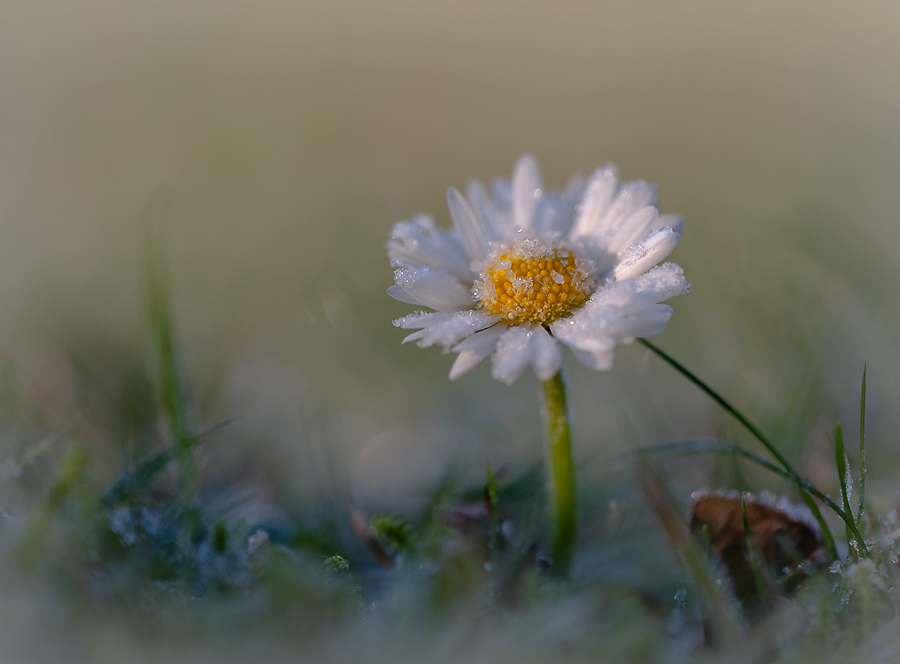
[393,264,474,313]
[491,326,537,385]
[570,174,660,274]
[613,228,680,281]
[651,213,684,237]
[394,311,455,330]
[447,187,490,261]
[551,314,617,354]
[454,323,503,352]
[551,277,678,353]
[512,155,543,232]
[608,206,658,255]
[530,325,563,381]
[634,263,690,303]
[387,215,472,281]
[393,310,498,351]
[449,325,504,380]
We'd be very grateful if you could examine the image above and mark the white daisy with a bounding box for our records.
[387,155,689,385]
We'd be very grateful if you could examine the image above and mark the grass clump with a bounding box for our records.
[2,246,900,664]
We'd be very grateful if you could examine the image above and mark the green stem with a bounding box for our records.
[485,462,500,600]
[541,372,576,576]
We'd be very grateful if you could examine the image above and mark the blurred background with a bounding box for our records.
[1,1,900,657]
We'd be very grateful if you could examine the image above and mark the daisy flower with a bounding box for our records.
[387,155,689,385]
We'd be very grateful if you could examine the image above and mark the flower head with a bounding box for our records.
[387,155,689,384]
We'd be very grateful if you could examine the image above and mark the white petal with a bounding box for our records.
[552,314,617,353]
[447,187,490,261]
[555,173,587,238]
[608,206,658,255]
[530,326,563,381]
[579,181,657,255]
[492,179,514,214]
[532,194,563,237]
[628,304,674,337]
[613,228,680,281]
[491,326,536,385]
[387,215,472,281]
[394,310,497,350]
[634,263,690,303]
[467,180,510,241]
[569,165,618,241]
[533,174,586,239]
[450,351,488,381]
[393,265,474,312]
[552,277,675,352]
[387,284,422,305]
[454,323,504,351]
[449,325,504,380]
[615,179,658,214]
[598,180,658,237]
[512,155,542,232]
[569,347,615,371]
[651,213,684,237]
[402,330,426,344]
[616,304,674,340]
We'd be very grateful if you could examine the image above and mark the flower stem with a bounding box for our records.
[541,372,576,576]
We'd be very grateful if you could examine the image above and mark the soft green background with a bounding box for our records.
[1,0,899,532]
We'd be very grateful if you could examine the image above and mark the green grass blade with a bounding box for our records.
[797,491,838,562]
[143,217,196,501]
[638,339,792,471]
[102,419,237,507]
[742,494,769,612]
[702,524,713,560]
[857,365,867,531]
[637,457,741,646]
[834,423,855,552]
[638,339,865,558]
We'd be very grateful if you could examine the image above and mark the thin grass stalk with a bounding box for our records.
[742,494,769,612]
[145,226,197,504]
[637,457,741,646]
[857,365,867,531]
[638,338,867,557]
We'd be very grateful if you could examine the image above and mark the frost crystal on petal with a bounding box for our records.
[634,263,690,302]
[393,310,497,351]
[387,215,473,281]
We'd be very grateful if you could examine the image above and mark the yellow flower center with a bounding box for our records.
[474,237,595,325]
